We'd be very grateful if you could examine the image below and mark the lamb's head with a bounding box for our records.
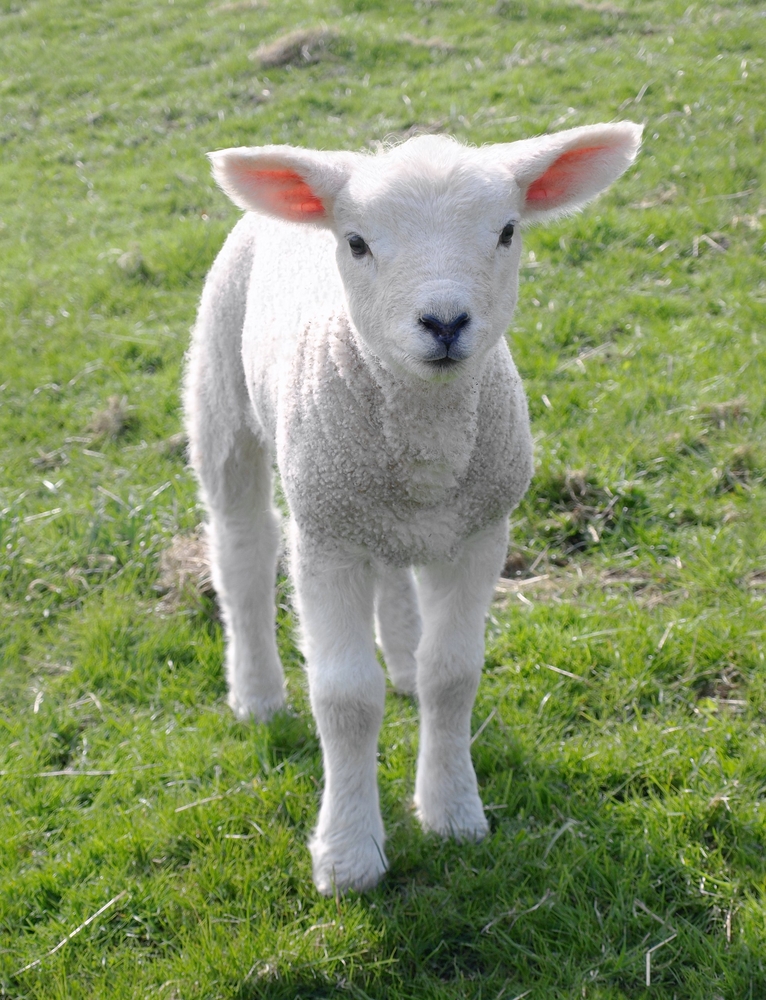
[209,123,641,381]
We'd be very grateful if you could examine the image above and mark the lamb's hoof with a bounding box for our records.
[391,675,417,698]
[310,832,388,896]
[386,659,418,697]
[227,688,285,723]
[414,793,489,842]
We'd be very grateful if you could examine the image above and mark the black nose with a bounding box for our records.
[419,312,470,347]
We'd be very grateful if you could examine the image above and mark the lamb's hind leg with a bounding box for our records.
[204,435,285,721]
[414,518,508,839]
[374,565,421,696]
[184,218,285,722]
[187,402,285,721]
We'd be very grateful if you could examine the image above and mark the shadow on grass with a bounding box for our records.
[221,743,761,999]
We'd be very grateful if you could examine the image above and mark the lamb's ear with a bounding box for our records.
[207,145,356,224]
[509,122,642,224]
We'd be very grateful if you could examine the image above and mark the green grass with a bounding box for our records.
[1,0,765,996]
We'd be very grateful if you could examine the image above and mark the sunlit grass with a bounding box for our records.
[1,0,765,996]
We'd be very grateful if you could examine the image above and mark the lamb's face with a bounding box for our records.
[331,148,524,381]
[209,124,642,380]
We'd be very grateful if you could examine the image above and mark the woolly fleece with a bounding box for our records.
[185,125,642,894]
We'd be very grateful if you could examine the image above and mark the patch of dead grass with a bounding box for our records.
[87,395,133,440]
[532,467,648,552]
[159,431,187,458]
[713,444,761,494]
[699,396,749,430]
[493,561,685,608]
[398,33,455,52]
[156,530,215,609]
[570,0,626,12]
[116,246,150,281]
[502,550,530,578]
[212,0,266,11]
[251,26,338,68]
[696,664,747,715]
[631,184,678,209]
[369,120,448,148]
[30,448,68,470]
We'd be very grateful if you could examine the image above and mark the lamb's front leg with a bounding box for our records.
[414,518,509,840]
[291,531,388,895]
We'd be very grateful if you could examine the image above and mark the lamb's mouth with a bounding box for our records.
[427,356,462,370]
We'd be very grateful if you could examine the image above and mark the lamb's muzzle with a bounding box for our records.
[419,311,470,356]
[185,122,642,894]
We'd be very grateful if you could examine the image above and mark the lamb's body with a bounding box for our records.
[197,208,531,565]
[276,318,529,564]
[185,126,641,894]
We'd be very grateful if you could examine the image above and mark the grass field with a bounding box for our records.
[1,0,765,996]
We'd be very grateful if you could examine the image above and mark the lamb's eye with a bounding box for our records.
[499,222,515,247]
[347,235,370,258]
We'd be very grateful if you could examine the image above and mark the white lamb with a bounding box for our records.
[184,122,641,894]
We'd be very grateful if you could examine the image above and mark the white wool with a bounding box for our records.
[185,123,642,894]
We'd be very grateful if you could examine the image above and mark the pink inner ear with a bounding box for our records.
[525,145,608,206]
[250,168,326,221]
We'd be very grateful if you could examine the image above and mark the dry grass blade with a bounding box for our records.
[35,769,116,777]
[482,888,555,933]
[471,683,514,745]
[23,507,63,524]
[252,26,338,68]
[541,662,593,685]
[174,785,244,813]
[543,818,581,859]
[645,932,677,986]
[495,574,550,593]
[0,764,162,778]
[14,890,128,975]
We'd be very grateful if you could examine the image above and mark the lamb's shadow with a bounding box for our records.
[228,739,694,999]
[229,686,760,999]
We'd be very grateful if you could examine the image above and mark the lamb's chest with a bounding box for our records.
[281,455,503,566]
[276,374,530,566]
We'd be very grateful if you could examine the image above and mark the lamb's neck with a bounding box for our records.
[359,339,487,495]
